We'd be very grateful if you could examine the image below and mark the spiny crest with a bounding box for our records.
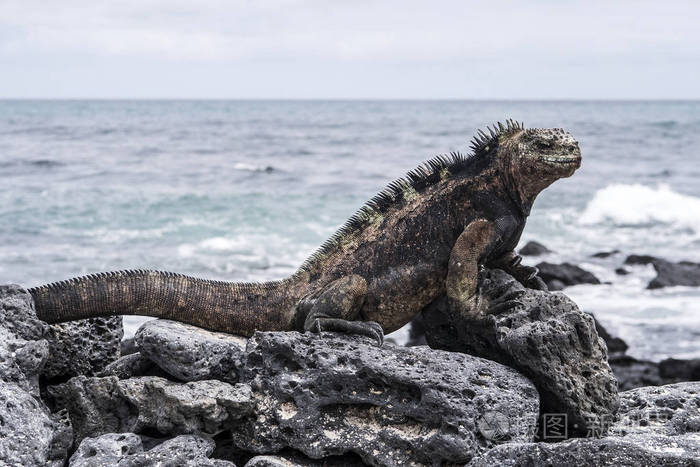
[294,121,526,276]
[29,269,281,293]
[295,151,471,275]
[469,119,524,155]
[361,151,468,213]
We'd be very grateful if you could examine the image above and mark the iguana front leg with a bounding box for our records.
[488,251,548,291]
[446,219,500,319]
[297,275,384,345]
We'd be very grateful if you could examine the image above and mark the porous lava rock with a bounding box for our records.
[136,319,247,383]
[535,261,601,290]
[69,433,235,466]
[232,331,539,466]
[518,241,551,256]
[49,375,254,446]
[0,285,72,466]
[468,382,700,466]
[43,316,124,381]
[422,269,619,437]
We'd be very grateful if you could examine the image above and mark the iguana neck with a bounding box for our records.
[502,166,533,217]
[500,138,535,217]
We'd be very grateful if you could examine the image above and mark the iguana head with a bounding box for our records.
[492,123,582,209]
[514,127,581,178]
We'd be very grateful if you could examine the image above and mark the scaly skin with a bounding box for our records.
[29,121,581,344]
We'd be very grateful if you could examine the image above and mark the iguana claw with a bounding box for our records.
[524,275,548,291]
[308,317,384,346]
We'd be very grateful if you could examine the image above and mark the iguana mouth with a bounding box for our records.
[540,156,581,165]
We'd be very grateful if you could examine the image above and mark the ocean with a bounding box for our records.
[1,100,699,361]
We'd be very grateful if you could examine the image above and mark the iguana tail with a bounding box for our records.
[28,270,297,335]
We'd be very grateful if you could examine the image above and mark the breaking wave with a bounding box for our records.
[579,184,700,234]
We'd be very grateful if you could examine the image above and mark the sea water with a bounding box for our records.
[1,100,699,361]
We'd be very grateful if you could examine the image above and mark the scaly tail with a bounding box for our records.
[29,270,296,335]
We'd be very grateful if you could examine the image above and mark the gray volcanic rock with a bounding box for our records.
[591,249,620,258]
[590,314,628,354]
[0,284,48,341]
[245,455,309,467]
[467,437,698,466]
[233,331,539,466]
[69,432,142,466]
[612,382,700,440]
[0,285,73,466]
[518,240,551,256]
[244,451,365,467]
[0,334,48,394]
[43,316,124,381]
[70,433,235,466]
[648,259,700,289]
[129,322,538,464]
[0,381,72,467]
[535,261,601,290]
[608,355,663,391]
[48,376,135,444]
[422,269,619,438]
[98,352,164,379]
[120,337,138,356]
[469,382,700,466]
[136,319,247,382]
[49,375,254,445]
[55,319,541,464]
[609,355,700,391]
[659,358,700,382]
[129,435,235,467]
[0,284,49,393]
[624,254,660,265]
[623,254,700,289]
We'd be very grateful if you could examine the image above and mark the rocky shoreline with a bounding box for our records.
[2,264,699,465]
[518,240,700,291]
[517,241,700,392]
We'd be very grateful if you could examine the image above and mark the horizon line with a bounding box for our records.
[1,97,699,102]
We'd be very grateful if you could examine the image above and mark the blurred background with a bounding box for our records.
[1,1,699,361]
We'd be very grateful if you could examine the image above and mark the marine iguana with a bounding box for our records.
[29,120,581,345]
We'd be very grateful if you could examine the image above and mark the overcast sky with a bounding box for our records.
[1,0,698,99]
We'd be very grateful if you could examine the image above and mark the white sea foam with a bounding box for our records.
[579,184,700,233]
[565,281,700,361]
[176,244,196,257]
[199,236,246,251]
[176,233,314,280]
[85,227,171,243]
[233,162,274,172]
[178,236,262,257]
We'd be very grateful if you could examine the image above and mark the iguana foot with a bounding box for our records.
[297,274,382,344]
[448,292,490,320]
[480,279,527,315]
[523,274,548,291]
[489,252,549,291]
[306,316,384,346]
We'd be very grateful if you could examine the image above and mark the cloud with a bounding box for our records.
[0,0,698,97]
